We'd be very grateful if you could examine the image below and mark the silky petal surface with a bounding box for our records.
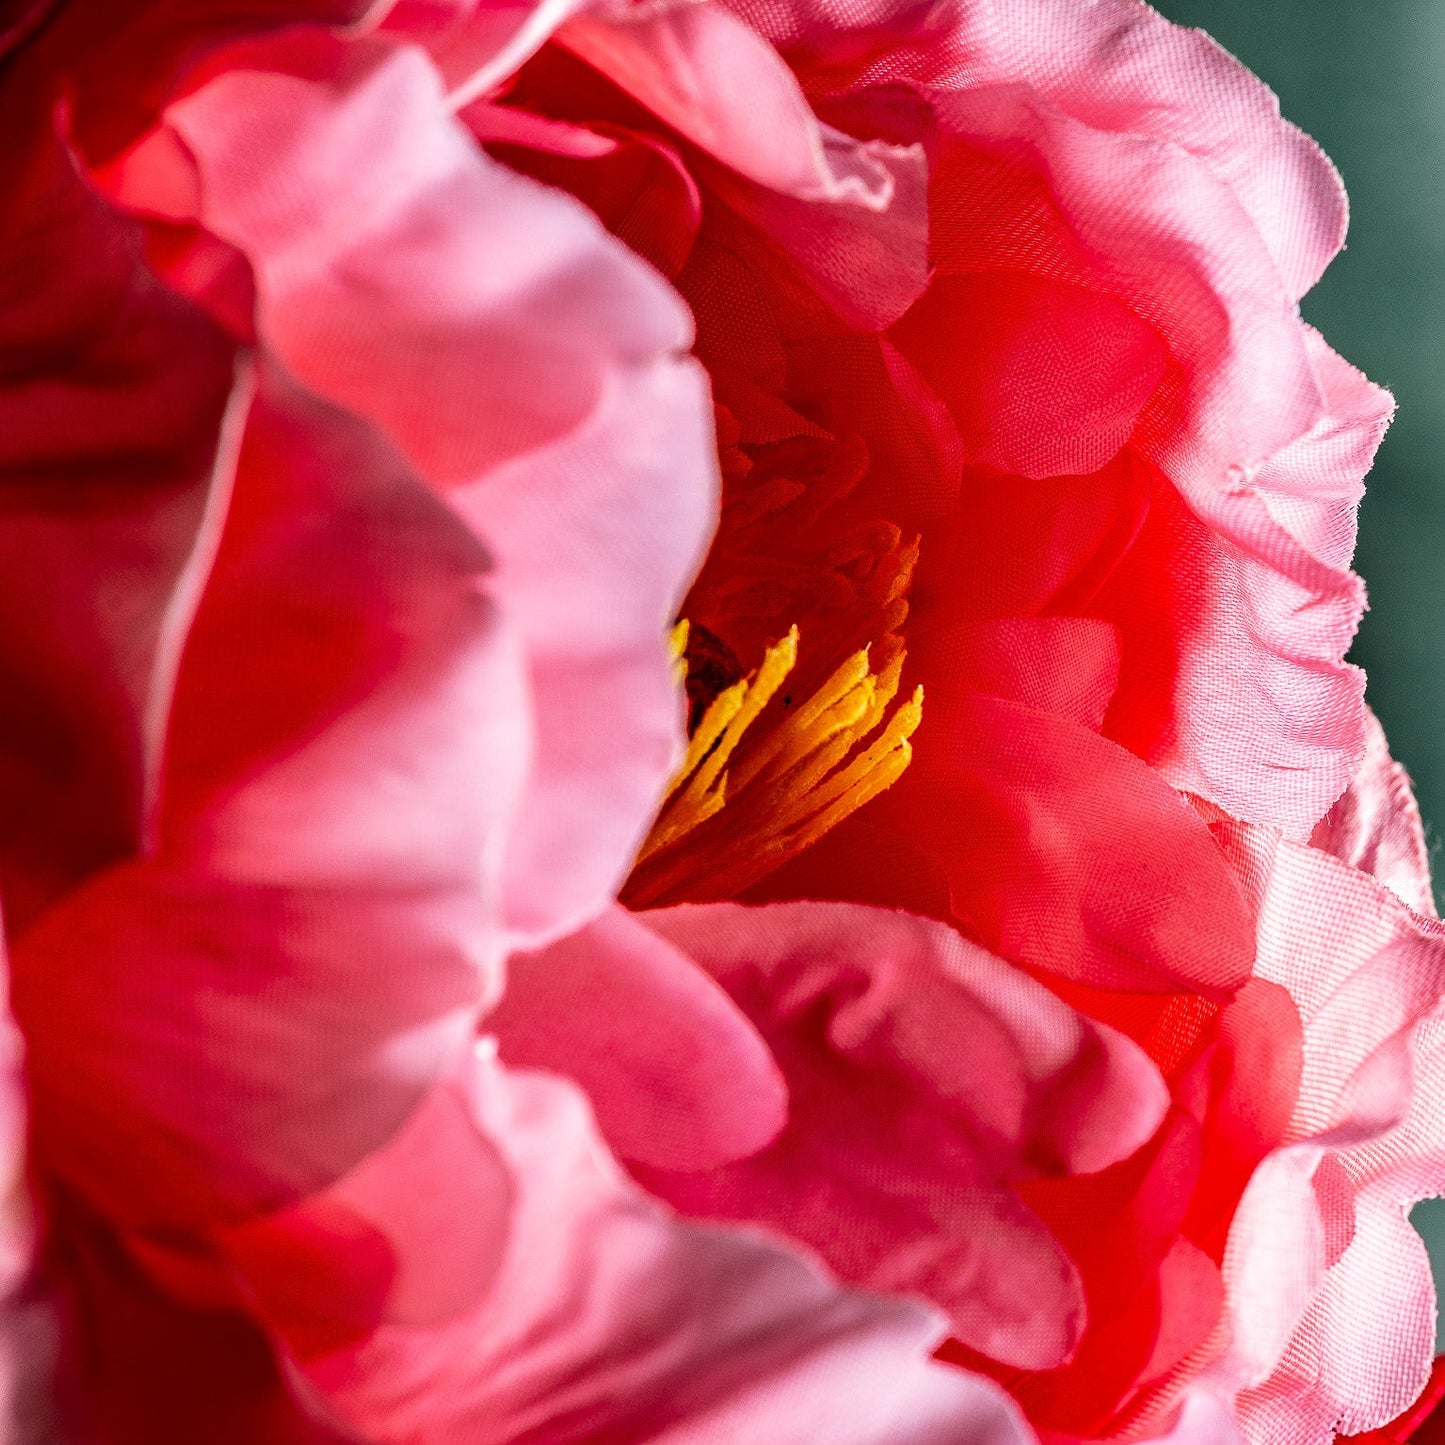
[275,1050,1037,1445]
[489,903,788,1171]
[1202,812,1445,1442]
[11,366,525,1233]
[639,901,1167,1370]
[160,32,716,947]
[0,122,237,931]
[1311,707,1437,919]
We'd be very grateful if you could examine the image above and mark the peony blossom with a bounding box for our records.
[0,0,1441,1442]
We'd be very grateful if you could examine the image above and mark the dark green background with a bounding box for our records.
[1154,0,1445,1344]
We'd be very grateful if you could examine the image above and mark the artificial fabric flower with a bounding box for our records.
[0,0,1441,1443]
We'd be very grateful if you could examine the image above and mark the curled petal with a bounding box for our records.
[158,34,716,946]
[12,367,523,1233]
[489,903,788,1171]
[1311,707,1436,918]
[272,1051,1037,1445]
[639,900,1168,1369]
[728,0,1347,303]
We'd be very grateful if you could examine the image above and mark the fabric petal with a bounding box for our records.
[768,697,1255,995]
[160,34,716,947]
[267,1050,1036,1445]
[489,903,788,1171]
[49,1189,358,1445]
[0,122,238,931]
[1199,830,1445,1441]
[638,900,1168,1369]
[11,368,523,1235]
[374,0,593,106]
[728,0,1347,303]
[1311,707,1437,918]
[559,3,884,203]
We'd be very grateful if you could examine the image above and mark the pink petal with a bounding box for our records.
[1311,707,1437,918]
[488,903,787,1170]
[220,1080,513,1358]
[161,34,716,946]
[896,697,1254,994]
[374,0,593,105]
[0,122,238,930]
[466,106,703,278]
[11,367,524,1234]
[158,363,529,899]
[1236,1206,1436,1443]
[729,0,1347,303]
[1095,460,1369,847]
[763,0,1381,834]
[910,81,1369,834]
[559,2,894,205]
[49,1191,355,1444]
[1254,842,1445,1144]
[272,1051,1037,1444]
[1201,827,1445,1438]
[639,901,1168,1369]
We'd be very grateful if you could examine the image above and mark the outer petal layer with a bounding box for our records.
[148,30,716,947]
[12,365,526,1236]
[637,901,1168,1370]
[258,1051,1038,1445]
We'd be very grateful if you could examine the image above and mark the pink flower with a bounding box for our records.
[0,0,1440,1443]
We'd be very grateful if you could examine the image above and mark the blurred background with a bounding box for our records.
[1155,0,1445,1342]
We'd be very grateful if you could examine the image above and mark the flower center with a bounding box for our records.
[622,621,922,908]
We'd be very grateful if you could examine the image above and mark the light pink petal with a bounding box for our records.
[161,34,716,947]
[488,903,787,1171]
[454,355,713,945]
[1125,331,1390,836]
[1311,707,1436,918]
[1236,1001,1445,1441]
[728,0,1347,303]
[10,368,524,1235]
[1235,1205,1436,1444]
[559,2,896,206]
[158,363,529,901]
[639,901,1168,1369]
[1214,1145,1330,1390]
[1199,831,1445,1440]
[1146,1387,1249,1445]
[1097,465,1369,849]
[374,0,592,105]
[0,123,238,930]
[1252,841,1445,1144]
[220,1079,514,1358]
[275,1051,1037,1445]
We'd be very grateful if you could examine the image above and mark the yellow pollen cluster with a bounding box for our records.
[623,621,923,908]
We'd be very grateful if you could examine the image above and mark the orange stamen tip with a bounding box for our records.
[625,622,922,906]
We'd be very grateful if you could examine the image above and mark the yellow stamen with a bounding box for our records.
[624,625,922,907]
[667,619,690,688]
